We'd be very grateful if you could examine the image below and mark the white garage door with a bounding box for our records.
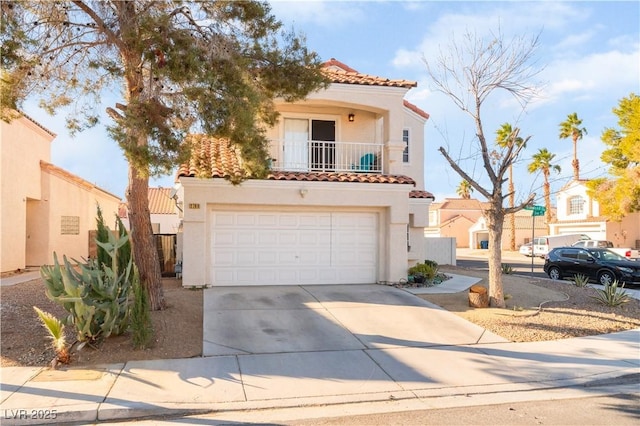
[210,211,378,285]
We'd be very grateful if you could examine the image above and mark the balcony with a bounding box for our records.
[269,140,384,173]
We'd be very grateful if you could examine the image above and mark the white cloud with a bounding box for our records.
[268,0,364,29]
[540,47,640,105]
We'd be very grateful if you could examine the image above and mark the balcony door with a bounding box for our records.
[311,120,335,171]
[283,118,335,172]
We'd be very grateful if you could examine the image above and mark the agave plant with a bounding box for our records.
[591,280,630,307]
[33,306,70,367]
[572,273,590,288]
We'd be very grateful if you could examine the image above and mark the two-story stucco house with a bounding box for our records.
[1,112,121,273]
[549,179,640,248]
[175,59,433,287]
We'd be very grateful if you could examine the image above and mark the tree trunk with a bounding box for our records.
[572,138,579,180]
[485,203,506,308]
[127,164,166,311]
[544,174,552,233]
[508,166,515,251]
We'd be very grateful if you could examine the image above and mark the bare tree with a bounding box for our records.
[424,30,543,307]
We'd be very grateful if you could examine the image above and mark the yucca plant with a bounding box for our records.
[572,273,590,288]
[501,263,514,274]
[33,306,70,367]
[591,280,630,307]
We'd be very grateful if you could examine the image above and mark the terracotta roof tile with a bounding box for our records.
[178,135,417,186]
[178,135,248,181]
[410,190,435,199]
[148,187,176,214]
[322,58,417,89]
[403,100,429,119]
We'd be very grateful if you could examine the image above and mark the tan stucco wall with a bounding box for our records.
[1,116,54,272]
[1,115,121,272]
[29,167,122,266]
[272,84,427,190]
[179,177,413,286]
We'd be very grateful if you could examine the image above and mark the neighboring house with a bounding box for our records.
[424,198,487,247]
[1,112,121,273]
[119,186,182,275]
[549,179,640,248]
[469,209,551,250]
[176,59,434,287]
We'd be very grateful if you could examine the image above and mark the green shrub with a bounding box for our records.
[423,259,439,269]
[591,280,630,307]
[130,268,154,349]
[409,262,439,281]
[572,273,590,288]
[501,263,513,274]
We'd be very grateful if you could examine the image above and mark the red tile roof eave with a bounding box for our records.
[178,170,417,186]
[324,58,359,73]
[403,100,429,120]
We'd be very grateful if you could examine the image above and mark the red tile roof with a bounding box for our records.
[178,135,423,188]
[403,100,430,119]
[322,58,417,89]
[410,190,435,199]
[148,187,176,214]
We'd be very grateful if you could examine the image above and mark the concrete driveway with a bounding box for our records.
[203,284,507,357]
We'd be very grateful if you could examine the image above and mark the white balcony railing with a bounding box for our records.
[269,140,384,173]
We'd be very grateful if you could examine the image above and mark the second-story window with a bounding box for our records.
[568,195,584,215]
[402,129,409,163]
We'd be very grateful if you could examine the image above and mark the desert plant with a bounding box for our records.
[572,274,590,288]
[409,262,439,282]
[501,263,514,274]
[423,259,439,269]
[130,268,154,349]
[33,306,70,367]
[591,280,630,307]
[40,231,133,344]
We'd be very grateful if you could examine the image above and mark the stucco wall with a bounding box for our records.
[271,84,427,190]
[179,177,413,286]
[1,116,54,272]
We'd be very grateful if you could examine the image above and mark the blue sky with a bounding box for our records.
[23,1,640,205]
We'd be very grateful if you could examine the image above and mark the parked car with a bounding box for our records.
[571,239,640,260]
[543,247,640,287]
[531,234,590,258]
[519,242,533,257]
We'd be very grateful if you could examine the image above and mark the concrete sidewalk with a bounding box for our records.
[2,330,638,425]
[1,274,639,425]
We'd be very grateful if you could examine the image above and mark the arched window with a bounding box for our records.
[568,195,584,215]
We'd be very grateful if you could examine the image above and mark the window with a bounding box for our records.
[568,196,584,215]
[402,129,409,163]
[61,216,80,235]
[559,248,578,259]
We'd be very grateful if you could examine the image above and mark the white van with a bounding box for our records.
[532,234,590,258]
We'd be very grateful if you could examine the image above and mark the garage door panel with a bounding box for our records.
[210,211,378,286]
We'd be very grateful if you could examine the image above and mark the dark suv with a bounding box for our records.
[544,247,640,287]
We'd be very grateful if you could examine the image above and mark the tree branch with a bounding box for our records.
[439,146,492,199]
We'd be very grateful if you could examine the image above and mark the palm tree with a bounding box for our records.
[496,123,525,251]
[559,113,587,181]
[528,148,561,229]
[456,180,473,199]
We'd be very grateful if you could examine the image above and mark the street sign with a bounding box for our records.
[524,205,546,216]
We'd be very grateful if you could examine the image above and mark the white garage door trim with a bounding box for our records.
[210,210,378,285]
